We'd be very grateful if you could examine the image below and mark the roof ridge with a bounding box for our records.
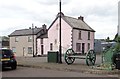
[15,29,30,31]
[64,15,79,20]
[15,27,42,31]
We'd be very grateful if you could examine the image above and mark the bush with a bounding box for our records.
[115,36,120,52]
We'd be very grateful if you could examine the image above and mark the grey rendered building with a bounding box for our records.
[9,25,47,57]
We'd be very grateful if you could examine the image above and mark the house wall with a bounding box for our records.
[39,18,72,55]
[37,39,41,55]
[61,18,73,53]
[73,29,94,53]
[37,18,95,55]
[10,35,36,57]
[37,38,48,55]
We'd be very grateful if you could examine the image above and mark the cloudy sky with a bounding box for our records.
[0,0,119,39]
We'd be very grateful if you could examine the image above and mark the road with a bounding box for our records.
[2,67,118,78]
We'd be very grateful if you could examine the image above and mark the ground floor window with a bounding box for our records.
[28,47,32,54]
[12,47,16,53]
[76,43,81,52]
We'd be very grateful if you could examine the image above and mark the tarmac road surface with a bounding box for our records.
[2,67,118,78]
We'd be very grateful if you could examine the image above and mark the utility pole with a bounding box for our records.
[32,23,35,57]
[59,0,62,63]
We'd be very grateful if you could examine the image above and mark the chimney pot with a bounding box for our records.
[78,16,84,21]
[42,24,47,29]
[29,27,31,29]
[42,24,47,33]
[35,26,37,28]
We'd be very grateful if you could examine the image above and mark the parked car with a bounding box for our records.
[0,48,17,70]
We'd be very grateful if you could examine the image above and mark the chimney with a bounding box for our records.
[35,26,37,28]
[29,27,31,29]
[78,16,84,21]
[42,24,46,29]
[42,24,47,33]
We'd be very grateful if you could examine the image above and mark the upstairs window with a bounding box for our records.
[50,43,53,51]
[88,32,90,40]
[28,36,32,42]
[41,38,43,44]
[15,37,18,42]
[56,24,58,30]
[78,31,82,40]
[54,39,57,45]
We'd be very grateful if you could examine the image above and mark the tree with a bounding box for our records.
[115,36,120,52]
[114,33,118,42]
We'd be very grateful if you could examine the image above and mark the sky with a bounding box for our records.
[0,0,119,39]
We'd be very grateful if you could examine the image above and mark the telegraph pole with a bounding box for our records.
[59,0,62,63]
[32,23,35,57]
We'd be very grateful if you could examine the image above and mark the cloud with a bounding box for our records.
[62,0,118,39]
[64,0,118,17]
[35,0,72,5]
[0,0,119,39]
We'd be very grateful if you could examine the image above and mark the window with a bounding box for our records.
[76,43,81,52]
[41,38,43,44]
[28,47,32,54]
[15,37,18,42]
[28,36,32,42]
[56,24,58,30]
[50,43,53,50]
[12,47,16,53]
[54,39,57,45]
[78,31,82,40]
[88,43,90,51]
[88,32,90,40]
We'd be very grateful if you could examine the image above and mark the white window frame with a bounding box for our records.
[15,37,18,42]
[28,47,32,54]
[28,36,32,42]
[12,47,16,53]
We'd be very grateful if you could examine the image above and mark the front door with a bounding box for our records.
[23,47,25,56]
[41,45,44,55]
[82,43,85,54]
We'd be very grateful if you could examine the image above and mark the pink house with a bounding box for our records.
[37,12,95,55]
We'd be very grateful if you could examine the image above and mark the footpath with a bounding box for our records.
[16,55,120,75]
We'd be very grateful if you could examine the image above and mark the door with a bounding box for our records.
[23,47,25,56]
[82,43,85,54]
[41,45,44,55]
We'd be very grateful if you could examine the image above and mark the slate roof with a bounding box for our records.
[48,13,95,32]
[63,16,95,32]
[9,13,95,37]
[9,28,42,37]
